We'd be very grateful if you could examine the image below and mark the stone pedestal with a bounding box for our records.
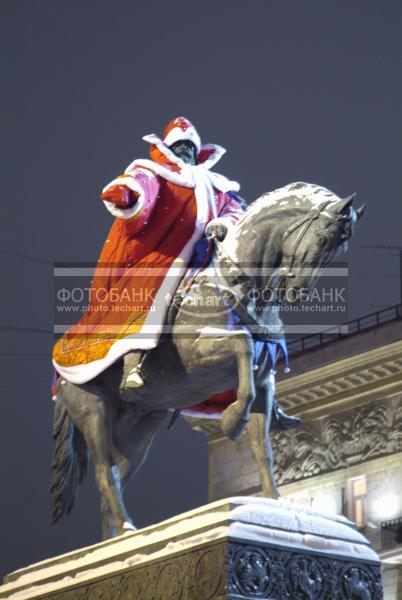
[0,497,383,599]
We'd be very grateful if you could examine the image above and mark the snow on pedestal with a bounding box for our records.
[0,497,383,599]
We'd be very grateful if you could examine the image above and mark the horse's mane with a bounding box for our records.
[244,181,339,216]
[225,181,342,255]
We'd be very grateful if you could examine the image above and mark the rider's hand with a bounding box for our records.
[205,221,228,241]
[101,185,139,208]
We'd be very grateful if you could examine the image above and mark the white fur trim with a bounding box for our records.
[128,158,240,196]
[101,175,141,195]
[141,134,232,174]
[129,158,194,188]
[163,126,201,152]
[142,133,161,145]
[53,163,214,384]
[207,171,240,193]
[142,134,185,169]
[192,165,217,218]
[199,144,226,169]
[196,326,247,337]
[102,199,144,220]
[181,409,222,420]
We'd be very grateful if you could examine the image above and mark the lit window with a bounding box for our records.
[346,476,367,529]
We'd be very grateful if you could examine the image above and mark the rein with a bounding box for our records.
[206,200,336,340]
[280,200,334,274]
[215,199,336,291]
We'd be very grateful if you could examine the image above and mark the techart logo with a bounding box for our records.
[168,284,242,319]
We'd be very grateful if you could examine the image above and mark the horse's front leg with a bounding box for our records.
[247,379,280,499]
[220,333,256,441]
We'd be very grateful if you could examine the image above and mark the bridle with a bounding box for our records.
[185,200,346,341]
[277,200,336,281]
[175,196,356,349]
[201,200,348,340]
[214,200,337,294]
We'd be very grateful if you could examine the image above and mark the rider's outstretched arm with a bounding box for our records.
[100,167,160,234]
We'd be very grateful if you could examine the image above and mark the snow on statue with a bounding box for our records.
[48,117,365,538]
[53,117,243,383]
[52,116,297,430]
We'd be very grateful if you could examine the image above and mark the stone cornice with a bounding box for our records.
[276,340,402,421]
[185,337,402,439]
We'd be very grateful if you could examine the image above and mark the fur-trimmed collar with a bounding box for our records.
[124,134,240,193]
[142,133,226,171]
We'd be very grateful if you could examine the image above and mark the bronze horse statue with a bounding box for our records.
[50,182,365,538]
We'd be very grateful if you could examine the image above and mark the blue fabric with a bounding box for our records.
[254,338,289,372]
[276,338,288,370]
[227,190,249,210]
[230,309,289,371]
[188,238,213,269]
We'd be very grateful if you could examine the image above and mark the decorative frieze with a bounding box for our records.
[13,541,382,600]
[228,542,382,599]
[272,396,402,486]
[25,543,226,600]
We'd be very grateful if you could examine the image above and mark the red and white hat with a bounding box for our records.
[162,117,201,153]
[142,117,227,170]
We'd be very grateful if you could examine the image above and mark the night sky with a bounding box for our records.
[1,0,401,580]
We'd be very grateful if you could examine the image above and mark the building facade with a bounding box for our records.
[188,306,402,599]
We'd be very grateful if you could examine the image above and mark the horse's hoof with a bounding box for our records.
[221,406,249,441]
[262,489,281,500]
[121,521,137,535]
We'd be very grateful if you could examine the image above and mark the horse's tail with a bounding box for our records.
[49,397,88,524]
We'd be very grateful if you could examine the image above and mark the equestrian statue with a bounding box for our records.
[50,117,365,538]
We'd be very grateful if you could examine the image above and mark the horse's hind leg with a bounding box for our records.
[101,408,167,538]
[115,408,167,495]
[220,333,256,441]
[247,381,279,499]
[99,465,127,539]
[59,380,134,536]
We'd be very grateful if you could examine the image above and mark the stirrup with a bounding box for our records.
[124,369,145,389]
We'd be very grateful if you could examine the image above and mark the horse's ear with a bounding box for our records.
[332,193,357,216]
[355,203,366,220]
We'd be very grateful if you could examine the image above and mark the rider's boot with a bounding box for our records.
[269,399,301,432]
[121,351,146,391]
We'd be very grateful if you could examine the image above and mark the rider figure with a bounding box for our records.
[52,117,299,431]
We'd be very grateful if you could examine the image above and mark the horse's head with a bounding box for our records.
[222,183,365,305]
[277,193,365,302]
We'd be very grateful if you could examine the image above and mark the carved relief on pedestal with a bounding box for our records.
[287,555,324,599]
[156,562,183,600]
[86,580,122,600]
[45,544,226,600]
[340,564,380,600]
[272,395,402,485]
[231,546,273,597]
[192,547,223,600]
[227,541,383,599]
